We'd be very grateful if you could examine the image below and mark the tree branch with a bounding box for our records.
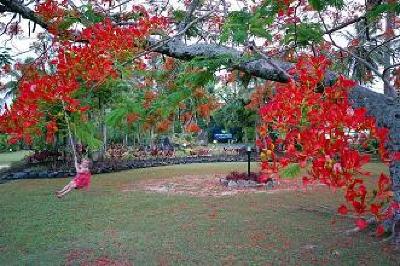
[131,10,216,62]
[151,40,292,82]
[318,10,397,97]
[367,34,400,57]
[0,0,47,30]
[324,16,365,35]
[150,38,400,141]
[383,62,400,78]
[178,0,202,32]
[0,4,11,13]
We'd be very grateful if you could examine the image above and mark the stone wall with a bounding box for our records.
[0,154,258,183]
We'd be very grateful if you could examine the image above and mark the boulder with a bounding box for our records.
[265,180,274,190]
[38,171,49,179]
[227,180,238,188]
[237,179,247,188]
[12,172,28,179]
[247,180,258,187]
[219,178,229,186]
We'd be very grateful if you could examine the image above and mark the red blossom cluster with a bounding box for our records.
[35,0,66,33]
[257,55,396,233]
[245,82,273,110]
[35,0,65,21]
[0,12,168,145]
[185,122,201,133]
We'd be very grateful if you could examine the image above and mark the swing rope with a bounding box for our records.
[62,100,78,168]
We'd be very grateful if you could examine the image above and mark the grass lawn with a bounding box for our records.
[0,162,398,265]
[0,150,32,167]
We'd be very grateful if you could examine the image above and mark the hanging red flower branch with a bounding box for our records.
[258,55,396,232]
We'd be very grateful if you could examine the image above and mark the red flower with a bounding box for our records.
[302,176,310,186]
[377,173,390,195]
[355,218,368,230]
[376,224,385,236]
[258,173,269,183]
[279,157,290,167]
[392,152,400,161]
[370,204,380,216]
[337,205,348,215]
[185,123,201,133]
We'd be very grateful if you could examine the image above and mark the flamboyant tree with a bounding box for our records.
[0,0,400,241]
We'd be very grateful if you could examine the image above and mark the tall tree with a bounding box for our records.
[0,0,399,242]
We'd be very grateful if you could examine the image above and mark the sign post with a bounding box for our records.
[247,145,251,177]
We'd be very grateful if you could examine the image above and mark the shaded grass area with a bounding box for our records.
[0,162,398,265]
[0,150,31,166]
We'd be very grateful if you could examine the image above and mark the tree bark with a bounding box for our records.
[0,0,48,29]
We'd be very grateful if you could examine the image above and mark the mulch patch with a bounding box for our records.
[122,175,325,197]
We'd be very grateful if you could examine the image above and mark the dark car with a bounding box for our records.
[214,132,233,143]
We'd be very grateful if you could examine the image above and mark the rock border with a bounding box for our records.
[0,154,257,183]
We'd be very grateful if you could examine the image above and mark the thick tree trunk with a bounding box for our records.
[351,86,400,241]
[389,159,400,243]
[350,87,400,201]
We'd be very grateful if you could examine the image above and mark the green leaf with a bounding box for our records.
[81,5,104,23]
[285,23,324,46]
[250,25,273,40]
[309,0,344,11]
[0,48,13,66]
[57,16,80,30]
[367,3,400,19]
[280,163,301,179]
[172,10,186,22]
[105,108,128,127]
[309,0,324,11]
[177,67,215,88]
[74,121,102,149]
[220,11,251,44]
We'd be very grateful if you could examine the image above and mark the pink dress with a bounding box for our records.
[73,170,91,189]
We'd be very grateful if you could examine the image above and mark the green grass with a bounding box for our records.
[0,162,398,265]
[0,150,32,167]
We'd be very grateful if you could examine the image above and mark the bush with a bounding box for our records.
[25,150,61,163]
[226,171,260,182]
[0,134,21,152]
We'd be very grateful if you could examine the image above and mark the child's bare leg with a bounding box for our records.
[56,181,76,196]
[56,181,74,194]
[57,182,76,197]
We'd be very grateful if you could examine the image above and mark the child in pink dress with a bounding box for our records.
[56,159,91,198]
